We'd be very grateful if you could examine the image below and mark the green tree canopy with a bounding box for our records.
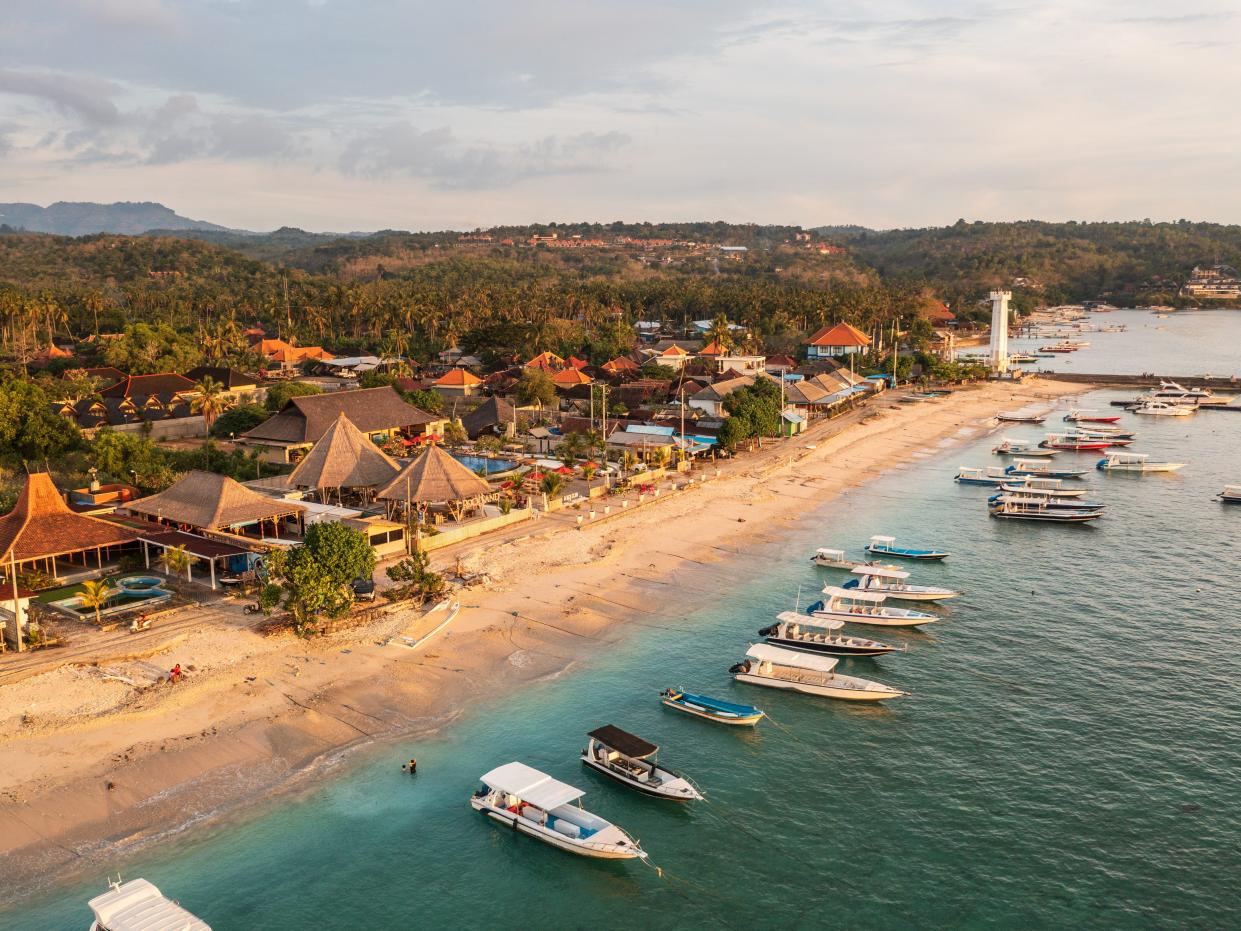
[0,377,82,466]
[515,368,557,408]
[264,380,323,411]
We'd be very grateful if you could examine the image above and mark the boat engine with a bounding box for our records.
[728,661,751,674]
[757,625,775,637]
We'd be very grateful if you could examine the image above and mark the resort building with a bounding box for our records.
[184,366,260,398]
[432,368,484,397]
[462,396,517,439]
[1180,264,1241,299]
[377,444,495,525]
[688,375,757,417]
[126,470,307,541]
[239,386,444,463]
[288,412,401,503]
[804,322,871,359]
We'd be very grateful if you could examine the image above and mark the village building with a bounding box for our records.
[601,355,641,378]
[377,443,495,525]
[239,386,444,463]
[288,412,401,503]
[462,396,517,440]
[688,374,756,417]
[184,366,260,398]
[431,368,483,397]
[804,322,871,359]
[551,367,593,390]
[525,351,565,372]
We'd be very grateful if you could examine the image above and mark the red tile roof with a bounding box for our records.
[551,368,593,387]
[0,473,140,564]
[100,373,199,398]
[433,369,483,387]
[805,322,871,348]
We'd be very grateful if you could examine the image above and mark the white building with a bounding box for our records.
[989,291,1011,374]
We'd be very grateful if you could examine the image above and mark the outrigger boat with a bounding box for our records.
[659,688,765,726]
[843,565,962,602]
[989,497,1104,523]
[1096,452,1186,473]
[471,761,647,860]
[1063,409,1121,424]
[1218,485,1241,504]
[807,586,937,628]
[581,725,703,801]
[1039,433,1114,451]
[864,535,950,560]
[1004,460,1089,479]
[759,610,901,657]
[730,643,904,702]
[954,467,1008,486]
[991,438,1057,457]
[1073,425,1136,440]
[996,412,1046,424]
[88,877,211,931]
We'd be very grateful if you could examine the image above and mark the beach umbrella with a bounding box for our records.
[582,461,599,469]
[555,465,575,475]
[526,470,545,481]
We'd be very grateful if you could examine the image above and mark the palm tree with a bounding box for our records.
[159,545,196,581]
[192,375,232,440]
[77,580,114,627]
[539,473,566,499]
[705,313,735,352]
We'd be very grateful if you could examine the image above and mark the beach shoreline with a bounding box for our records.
[0,377,1086,903]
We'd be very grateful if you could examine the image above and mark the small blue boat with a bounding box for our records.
[1004,462,1090,480]
[954,467,1007,486]
[660,688,765,726]
[864,535,950,561]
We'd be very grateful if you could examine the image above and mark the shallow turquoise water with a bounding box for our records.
[7,387,1241,930]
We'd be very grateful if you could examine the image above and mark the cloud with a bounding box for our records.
[0,68,124,125]
[339,124,630,189]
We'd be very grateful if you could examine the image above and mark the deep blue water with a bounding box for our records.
[7,387,1241,930]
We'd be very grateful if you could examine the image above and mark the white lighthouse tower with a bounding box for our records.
[989,290,1011,374]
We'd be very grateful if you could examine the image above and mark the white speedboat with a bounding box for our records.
[999,480,1088,499]
[1219,485,1241,504]
[581,725,702,801]
[89,877,211,931]
[1133,399,1195,417]
[845,565,962,602]
[1097,452,1186,473]
[806,586,936,628]
[471,762,647,860]
[731,643,904,702]
[759,610,901,657]
[1149,379,1212,402]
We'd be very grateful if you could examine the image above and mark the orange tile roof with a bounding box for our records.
[433,368,483,387]
[602,356,641,373]
[526,351,565,371]
[806,322,871,348]
[699,340,727,356]
[0,473,140,564]
[658,344,690,357]
[567,356,589,370]
[551,368,593,387]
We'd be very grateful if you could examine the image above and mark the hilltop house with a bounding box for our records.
[804,322,871,359]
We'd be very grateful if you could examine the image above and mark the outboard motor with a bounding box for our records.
[757,625,775,637]
[728,661,751,674]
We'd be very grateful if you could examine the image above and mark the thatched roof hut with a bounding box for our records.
[288,412,400,497]
[377,444,492,511]
[128,470,305,532]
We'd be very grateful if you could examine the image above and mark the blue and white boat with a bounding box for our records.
[954,467,1008,486]
[988,493,1105,512]
[807,586,937,628]
[864,535,950,560]
[659,688,765,726]
[989,497,1104,523]
[999,478,1088,498]
[843,565,962,602]
[1004,461,1090,479]
[759,610,901,657]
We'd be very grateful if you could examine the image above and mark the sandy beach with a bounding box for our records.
[0,378,1084,896]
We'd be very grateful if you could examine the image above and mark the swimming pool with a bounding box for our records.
[450,454,520,475]
[47,575,173,620]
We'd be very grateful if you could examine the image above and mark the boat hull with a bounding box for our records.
[580,756,700,801]
[471,799,645,859]
[808,608,935,628]
[762,634,896,657]
[660,694,764,726]
[734,672,903,701]
[864,545,949,561]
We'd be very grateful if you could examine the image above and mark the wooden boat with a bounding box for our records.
[659,688,765,726]
[1073,425,1136,440]
[471,762,647,860]
[89,877,211,931]
[581,725,703,801]
[759,610,901,657]
[999,480,1088,498]
[864,535,949,560]
[392,600,461,650]
[844,565,962,602]
[988,493,1105,511]
[811,547,858,569]
[954,467,1008,486]
[731,644,904,702]
[1063,409,1121,424]
[1218,485,1241,504]
[807,586,937,628]
[1096,452,1186,473]
[1133,399,1195,417]
[1039,433,1113,451]
[990,498,1104,522]
[992,438,1057,457]
[1004,461,1089,479]
[996,412,1046,424]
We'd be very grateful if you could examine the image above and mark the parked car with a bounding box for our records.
[351,578,376,601]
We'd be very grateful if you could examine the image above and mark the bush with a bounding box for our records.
[265,381,322,412]
[212,403,270,437]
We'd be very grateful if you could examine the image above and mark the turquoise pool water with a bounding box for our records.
[451,453,521,475]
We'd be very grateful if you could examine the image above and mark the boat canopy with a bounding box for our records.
[1224,485,1241,495]
[587,725,658,760]
[479,762,584,809]
[815,547,846,559]
[1105,452,1147,462]
[822,585,886,603]
[869,535,896,544]
[851,565,909,580]
[776,609,844,630]
[88,879,212,931]
[746,642,839,673]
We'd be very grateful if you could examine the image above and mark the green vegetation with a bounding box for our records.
[385,551,445,602]
[211,402,269,437]
[515,369,556,408]
[266,523,376,635]
[0,376,82,466]
[718,379,783,450]
[264,381,322,411]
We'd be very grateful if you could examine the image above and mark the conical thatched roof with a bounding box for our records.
[377,444,492,504]
[128,470,305,530]
[289,412,400,491]
[0,472,140,563]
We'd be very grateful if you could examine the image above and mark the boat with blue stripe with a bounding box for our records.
[864,535,950,560]
[659,688,765,726]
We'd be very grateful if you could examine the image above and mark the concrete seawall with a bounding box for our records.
[1039,372,1241,389]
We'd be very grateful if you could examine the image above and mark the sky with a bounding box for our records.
[1,0,1239,232]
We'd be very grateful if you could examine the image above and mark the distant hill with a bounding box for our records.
[0,201,233,236]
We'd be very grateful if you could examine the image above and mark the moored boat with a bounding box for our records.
[1039,433,1113,451]
[998,479,1088,498]
[1133,399,1195,417]
[88,877,211,931]
[988,493,1105,511]
[843,565,962,602]
[759,610,900,657]
[1063,409,1121,424]
[581,725,703,801]
[1218,485,1241,504]
[996,412,1046,424]
[659,688,765,726]
[864,534,950,560]
[1004,460,1089,479]
[807,586,937,628]
[730,643,904,702]
[471,762,647,860]
[1096,452,1186,473]
[989,497,1104,522]
[991,438,1058,457]
[954,466,1008,486]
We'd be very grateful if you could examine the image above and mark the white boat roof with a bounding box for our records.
[1105,452,1147,461]
[747,642,838,673]
[869,534,896,543]
[776,610,844,631]
[815,547,846,558]
[822,585,887,603]
[479,761,584,809]
[1224,485,1241,494]
[851,565,909,580]
[88,879,212,931]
